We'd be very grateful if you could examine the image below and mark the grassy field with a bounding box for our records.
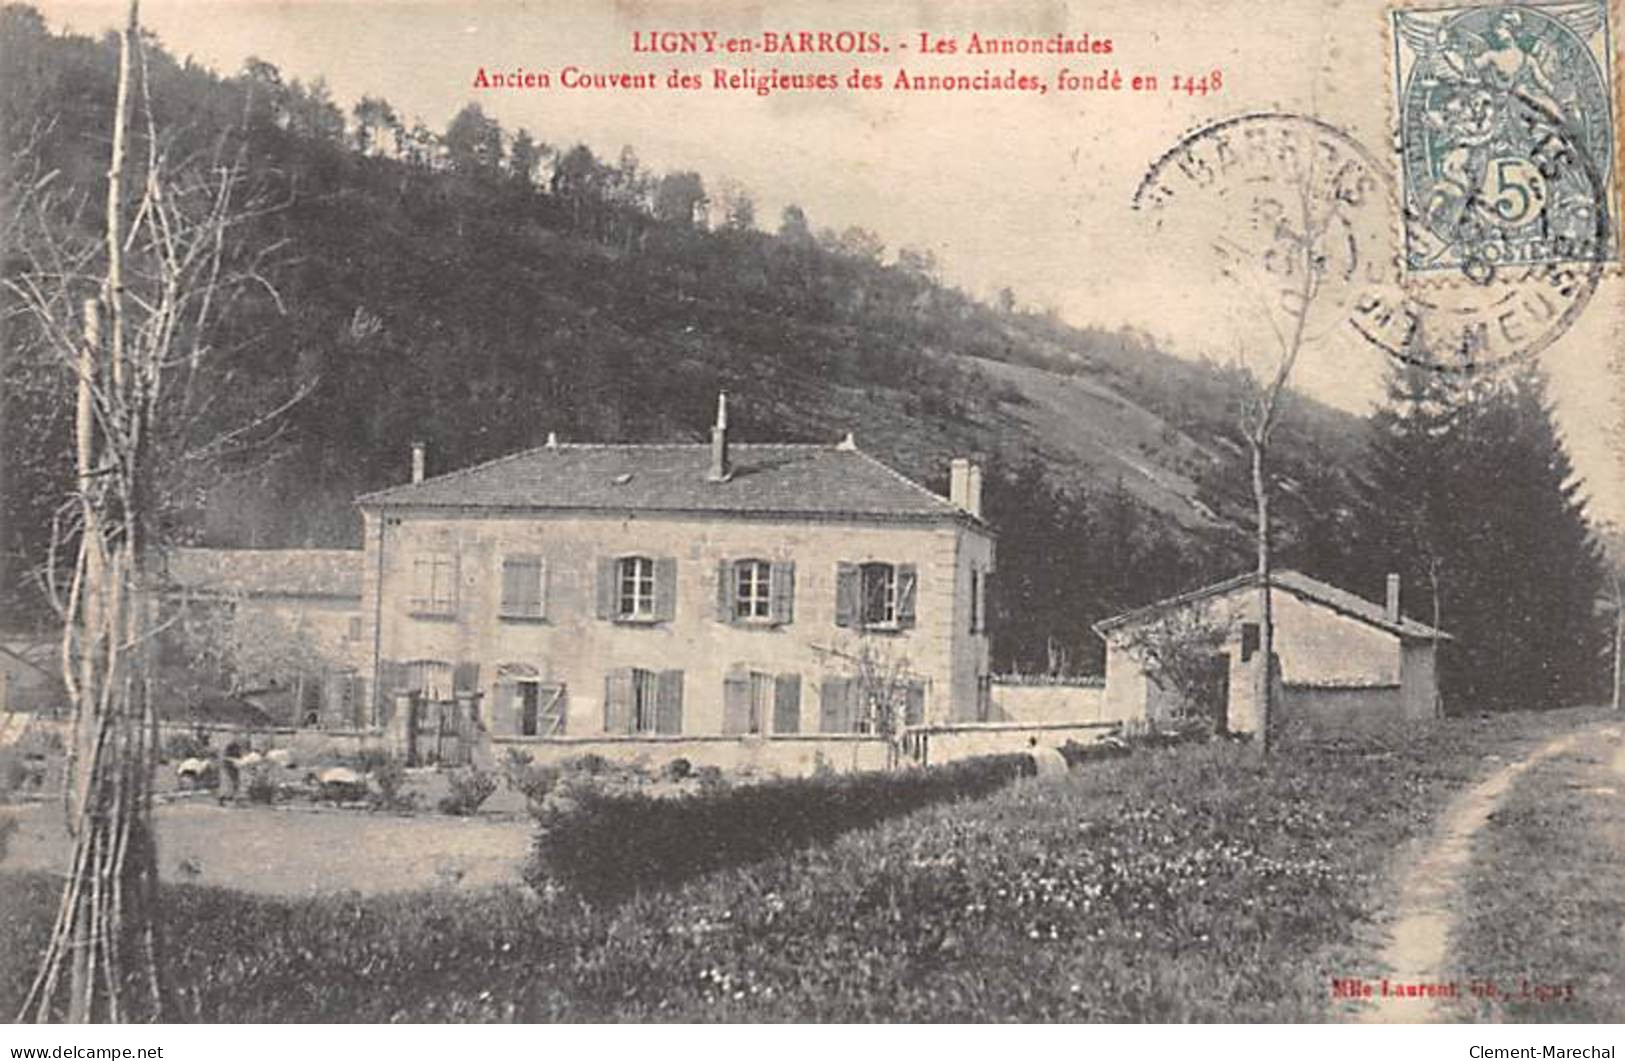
[0,708,1605,1022]
[1445,730,1625,1022]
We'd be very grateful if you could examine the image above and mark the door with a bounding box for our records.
[1204,654,1231,734]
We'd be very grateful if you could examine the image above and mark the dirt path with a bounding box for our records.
[1357,724,1617,1023]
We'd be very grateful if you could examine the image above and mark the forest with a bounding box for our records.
[0,3,1609,707]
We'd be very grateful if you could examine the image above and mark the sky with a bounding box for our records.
[26,0,1625,523]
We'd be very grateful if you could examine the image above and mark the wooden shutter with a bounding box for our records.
[722,669,752,735]
[538,682,567,735]
[904,680,925,726]
[896,563,918,628]
[453,661,481,695]
[377,660,406,724]
[771,560,796,625]
[595,558,617,619]
[603,668,633,733]
[654,557,678,621]
[820,676,854,733]
[834,562,859,627]
[716,560,733,622]
[500,556,524,614]
[656,669,684,734]
[493,679,518,736]
[773,672,801,734]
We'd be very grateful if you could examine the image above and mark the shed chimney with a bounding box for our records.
[949,458,984,519]
[1385,573,1401,624]
[411,441,426,484]
[708,392,731,481]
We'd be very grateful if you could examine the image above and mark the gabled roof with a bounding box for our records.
[356,443,984,527]
[1093,569,1451,642]
[162,548,363,600]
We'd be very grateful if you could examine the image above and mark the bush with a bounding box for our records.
[164,731,211,762]
[662,757,692,782]
[1058,736,1132,769]
[565,752,609,776]
[502,751,562,811]
[437,768,498,816]
[0,814,15,864]
[524,753,1036,902]
[368,757,417,813]
[245,765,278,804]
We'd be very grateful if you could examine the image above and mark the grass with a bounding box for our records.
[1445,731,1625,1022]
[0,708,1602,1022]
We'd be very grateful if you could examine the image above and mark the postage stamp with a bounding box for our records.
[1391,1,1618,274]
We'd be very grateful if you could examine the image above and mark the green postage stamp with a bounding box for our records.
[1391,1,1618,273]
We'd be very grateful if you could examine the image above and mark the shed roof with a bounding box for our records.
[1093,569,1451,642]
[357,442,983,527]
[162,548,363,600]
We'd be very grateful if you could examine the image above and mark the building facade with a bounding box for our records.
[1094,570,1448,736]
[356,411,994,753]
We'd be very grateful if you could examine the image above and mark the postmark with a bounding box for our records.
[1391,1,1618,274]
[1132,105,1607,373]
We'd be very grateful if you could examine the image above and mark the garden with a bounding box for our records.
[0,707,1601,1022]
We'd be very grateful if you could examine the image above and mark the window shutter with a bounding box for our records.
[820,676,853,733]
[654,557,678,621]
[834,562,859,627]
[453,661,481,695]
[716,560,733,622]
[376,660,406,726]
[897,563,918,628]
[773,672,801,734]
[656,669,684,734]
[538,682,567,735]
[771,560,796,625]
[603,667,633,733]
[494,679,518,736]
[500,557,524,614]
[595,558,617,619]
[722,669,752,735]
[535,559,549,620]
[904,680,926,726]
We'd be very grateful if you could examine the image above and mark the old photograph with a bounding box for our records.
[1,0,1623,1036]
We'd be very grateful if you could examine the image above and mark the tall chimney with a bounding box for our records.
[967,463,983,520]
[411,441,426,484]
[1385,573,1401,624]
[949,458,971,513]
[708,392,731,481]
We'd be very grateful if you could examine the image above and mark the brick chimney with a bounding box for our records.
[708,392,731,482]
[411,441,426,484]
[1385,573,1401,624]
[949,458,983,519]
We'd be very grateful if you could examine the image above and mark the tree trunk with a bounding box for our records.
[1613,570,1623,714]
[1251,436,1273,754]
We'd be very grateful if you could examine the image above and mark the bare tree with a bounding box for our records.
[815,635,920,768]
[6,0,296,1021]
[1114,605,1232,733]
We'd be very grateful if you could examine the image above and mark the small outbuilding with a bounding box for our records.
[1093,570,1450,737]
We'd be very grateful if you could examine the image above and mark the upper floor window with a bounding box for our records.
[737,560,772,619]
[835,561,917,630]
[620,556,655,618]
[717,558,795,625]
[410,553,457,617]
[499,554,547,620]
[596,556,677,623]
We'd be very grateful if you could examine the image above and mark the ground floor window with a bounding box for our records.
[724,669,802,734]
[605,667,683,734]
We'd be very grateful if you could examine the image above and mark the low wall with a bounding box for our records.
[907,720,1120,766]
[489,733,892,777]
[1280,683,1405,739]
[988,677,1106,723]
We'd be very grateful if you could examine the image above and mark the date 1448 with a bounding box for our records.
[1171,71,1223,96]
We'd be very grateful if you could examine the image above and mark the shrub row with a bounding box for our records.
[524,753,1036,902]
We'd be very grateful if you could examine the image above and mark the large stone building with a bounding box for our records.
[1093,569,1449,736]
[355,401,995,762]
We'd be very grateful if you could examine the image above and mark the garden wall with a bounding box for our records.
[907,720,1120,766]
[1279,683,1405,739]
[987,677,1106,723]
[490,733,891,777]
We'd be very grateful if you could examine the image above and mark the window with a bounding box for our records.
[969,567,987,634]
[820,675,925,733]
[724,669,802,734]
[620,557,655,619]
[500,554,547,619]
[604,667,683,734]
[717,558,795,625]
[402,659,454,701]
[346,615,363,641]
[736,560,772,620]
[598,556,675,622]
[836,561,918,629]
[1241,622,1261,662]
[410,553,457,616]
